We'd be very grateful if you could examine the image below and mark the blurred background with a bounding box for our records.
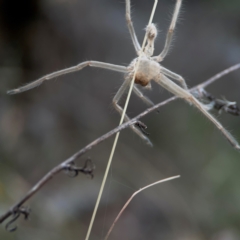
[0,0,240,239]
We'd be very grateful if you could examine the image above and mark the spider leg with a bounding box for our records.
[126,0,141,55]
[133,86,155,107]
[113,79,153,146]
[161,66,188,90]
[7,61,127,95]
[153,0,182,62]
[156,74,240,150]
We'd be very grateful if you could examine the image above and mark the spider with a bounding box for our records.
[7,0,240,150]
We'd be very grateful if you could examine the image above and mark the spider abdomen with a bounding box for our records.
[129,57,160,87]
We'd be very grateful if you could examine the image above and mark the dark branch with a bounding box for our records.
[194,89,240,116]
[64,159,95,178]
[1,63,240,228]
[0,159,94,226]
[5,207,31,232]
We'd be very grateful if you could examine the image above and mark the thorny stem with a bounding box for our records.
[104,175,180,240]
[0,63,240,226]
[84,1,159,239]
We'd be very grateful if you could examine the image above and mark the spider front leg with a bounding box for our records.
[113,79,153,146]
[125,0,141,55]
[153,0,182,62]
[7,61,127,94]
[156,74,240,150]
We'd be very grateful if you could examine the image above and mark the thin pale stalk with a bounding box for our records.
[104,175,180,240]
[84,1,159,239]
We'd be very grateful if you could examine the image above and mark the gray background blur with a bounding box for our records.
[1,0,240,239]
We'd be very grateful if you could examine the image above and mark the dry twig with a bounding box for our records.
[0,63,240,228]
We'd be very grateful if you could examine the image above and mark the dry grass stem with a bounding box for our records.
[84,1,159,239]
[104,175,180,240]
